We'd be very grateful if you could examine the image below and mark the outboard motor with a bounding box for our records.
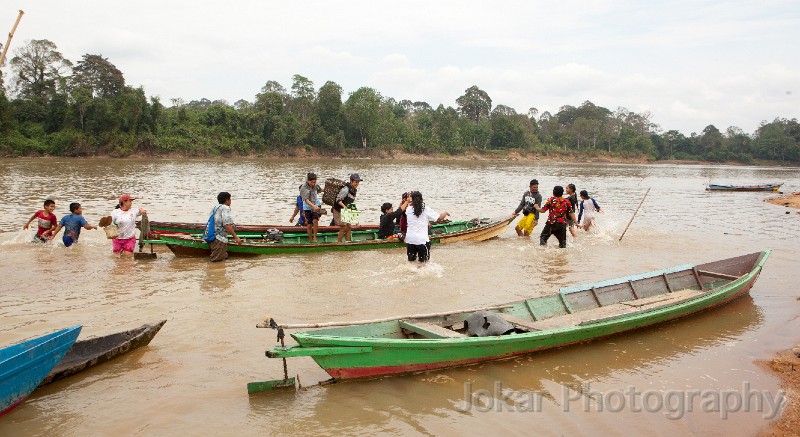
[265,228,284,242]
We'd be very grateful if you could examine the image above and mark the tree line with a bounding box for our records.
[0,38,798,163]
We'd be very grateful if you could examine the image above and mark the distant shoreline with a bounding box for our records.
[4,148,799,167]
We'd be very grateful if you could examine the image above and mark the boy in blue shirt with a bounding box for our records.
[51,202,97,247]
[289,185,307,227]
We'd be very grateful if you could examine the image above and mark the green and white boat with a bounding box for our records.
[159,216,514,257]
[250,251,770,390]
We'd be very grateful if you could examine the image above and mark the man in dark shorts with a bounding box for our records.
[300,172,322,242]
[536,185,577,248]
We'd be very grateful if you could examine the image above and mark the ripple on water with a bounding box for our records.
[0,160,796,436]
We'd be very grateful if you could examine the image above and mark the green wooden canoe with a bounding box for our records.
[160,216,514,257]
[144,220,378,238]
[258,250,770,380]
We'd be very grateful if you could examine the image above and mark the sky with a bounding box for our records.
[3,0,799,135]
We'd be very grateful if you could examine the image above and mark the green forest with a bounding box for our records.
[1,39,799,163]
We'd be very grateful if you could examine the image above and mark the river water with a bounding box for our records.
[0,158,798,436]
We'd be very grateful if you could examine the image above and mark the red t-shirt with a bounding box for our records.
[540,197,573,224]
[34,210,58,236]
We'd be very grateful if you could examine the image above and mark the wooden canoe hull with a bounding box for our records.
[706,183,783,191]
[38,320,167,387]
[145,221,378,238]
[1,326,82,416]
[267,251,770,380]
[163,216,514,257]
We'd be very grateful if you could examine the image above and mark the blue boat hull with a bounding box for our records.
[0,326,82,416]
[706,183,783,191]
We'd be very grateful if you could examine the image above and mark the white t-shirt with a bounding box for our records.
[112,207,142,239]
[579,198,599,223]
[404,206,439,245]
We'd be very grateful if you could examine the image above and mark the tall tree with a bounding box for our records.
[9,39,72,101]
[698,124,724,157]
[345,87,382,148]
[72,54,125,98]
[316,81,343,133]
[289,74,316,139]
[456,85,492,122]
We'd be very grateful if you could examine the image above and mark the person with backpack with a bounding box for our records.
[203,192,242,262]
[332,173,363,242]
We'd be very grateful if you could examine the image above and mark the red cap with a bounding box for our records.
[119,194,136,204]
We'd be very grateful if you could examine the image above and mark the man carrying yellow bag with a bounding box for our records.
[512,179,542,238]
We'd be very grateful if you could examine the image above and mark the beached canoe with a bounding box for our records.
[161,216,514,257]
[144,220,378,238]
[1,326,82,416]
[256,251,770,381]
[706,183,783,191]
[37,320,167,388]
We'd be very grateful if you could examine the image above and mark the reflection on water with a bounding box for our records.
[200,263,233,293]
[0,159,798,436]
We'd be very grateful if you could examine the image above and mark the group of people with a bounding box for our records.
[201,175,450,264]
[23,194,147,256]
[291,172,364,243]
[25,175,600,263]
[288,171,450,263]
[512,179,602,248]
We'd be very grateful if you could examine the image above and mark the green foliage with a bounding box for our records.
[0,35,797,163]
[72,54,125,98]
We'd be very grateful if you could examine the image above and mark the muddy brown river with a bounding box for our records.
[0,158,798,436]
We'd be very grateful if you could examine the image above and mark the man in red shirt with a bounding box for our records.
[536,186,577,248]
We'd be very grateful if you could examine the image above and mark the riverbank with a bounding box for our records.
[758,345,800,436]
[767,192,800,210]
[8,147,799,167]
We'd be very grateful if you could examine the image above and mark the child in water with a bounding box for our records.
[577,190,603,232]
[23,199,57,242]
[51,202,97,247]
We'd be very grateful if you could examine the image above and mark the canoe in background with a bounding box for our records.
[706,183,783,191]
[257,251,770,381]
[1,326,82,416]
[162,216,514,257]
[38,320,167,387]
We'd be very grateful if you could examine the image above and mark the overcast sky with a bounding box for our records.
[4,1,799,135]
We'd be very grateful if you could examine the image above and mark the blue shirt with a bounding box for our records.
[295,195,306,226]
[60,214,88,241]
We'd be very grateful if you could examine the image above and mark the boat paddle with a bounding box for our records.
[247,318,297,394]
[134,215,158,260]
[618,187,650,242]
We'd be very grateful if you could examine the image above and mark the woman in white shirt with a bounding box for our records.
[404,191,449,263]
[111,193,147,255]
[577,190,602,232]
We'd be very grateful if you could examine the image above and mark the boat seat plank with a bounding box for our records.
[399,320,467,338]
[581,289,705,325]
[696,270,739,281]
[511,289,706,331]
[497,314,542,332]
[621,288,702,308]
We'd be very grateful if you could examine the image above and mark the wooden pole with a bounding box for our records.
[0,10,24,67]
[258,303,515,330]
[618,187,650,241]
